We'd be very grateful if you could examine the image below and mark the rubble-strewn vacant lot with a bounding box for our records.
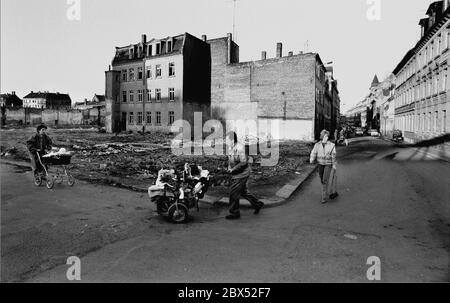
[0,127,313,196]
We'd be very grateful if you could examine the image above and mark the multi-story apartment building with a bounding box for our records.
[105,33,211,133]
[206,35,340,141]
[22,91,72,110]
[393,0,450,145]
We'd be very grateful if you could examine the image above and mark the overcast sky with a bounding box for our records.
[1,0,435,112]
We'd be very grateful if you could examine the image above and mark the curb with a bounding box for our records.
[199,164,318,209]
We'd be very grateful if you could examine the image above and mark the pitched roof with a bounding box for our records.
[371,75,380,87]
[112,34,186,64]
[23,92,71,107]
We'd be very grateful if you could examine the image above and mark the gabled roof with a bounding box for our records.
[94,94,105,102]
[23,92,71,104]
[371,75,380,87]
[426,1,443,16]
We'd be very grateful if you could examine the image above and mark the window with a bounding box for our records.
[156,88,161,102]
[443,110,447,132]
[129,68,135,81]
[156,111,161,125]
[147,45,152,56]
[137,112,143,125]
[129,90,134,103]
[138,90,143,102]
[146,112,152,124]
[147,90,152,102]
[169,63,175,77]
[429,112,432,131]
[167,41,172,52]
[444,72,448,92]
[169,88,175,101]
[122,70,127,81]
[435,111,439,132]
[156,65,162,78]
[169,111,175,125]
[146,66,152,78]
[138,67,143,80]
[128,112,134,124]
[122,91,127,103]
[156,43,161,55]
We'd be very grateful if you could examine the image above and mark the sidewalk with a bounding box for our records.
[381,137,450,163]
[0,158,318,209]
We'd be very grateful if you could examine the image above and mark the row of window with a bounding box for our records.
[121,63,175,82]
[397,31,450,86]
[128,111,175,126]
[396,71,448,108]
[395,110,447,133]
[121,88,175,103]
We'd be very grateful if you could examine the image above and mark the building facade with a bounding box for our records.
[0,91,22,109]
[206,35,340,141]
[22,91,71,110]
[105,33,211,133]
[393,0,450,145]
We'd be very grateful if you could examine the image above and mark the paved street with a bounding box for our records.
[2,137,449,282]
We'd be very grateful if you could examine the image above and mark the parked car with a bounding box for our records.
[392,129,404,143]
[369,129,380,137]
[355,128,364,136]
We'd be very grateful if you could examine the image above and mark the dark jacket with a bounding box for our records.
[228,142,250,179]
[26,133,52,154]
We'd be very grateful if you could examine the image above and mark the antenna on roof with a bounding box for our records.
[226,0,239,42]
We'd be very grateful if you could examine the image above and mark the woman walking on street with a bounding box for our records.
[310,129,338,204]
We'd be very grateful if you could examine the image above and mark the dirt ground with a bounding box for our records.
[0,127,313,195]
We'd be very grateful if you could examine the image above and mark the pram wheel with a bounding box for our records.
[67,174,75,187]
[46,178,54,189]
[34,175,42,186]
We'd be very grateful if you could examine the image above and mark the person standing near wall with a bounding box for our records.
[225,131,264,220]
[310,129,338,204]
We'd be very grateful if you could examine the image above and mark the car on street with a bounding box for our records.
[369,129,380,137]
[355,128,364,136]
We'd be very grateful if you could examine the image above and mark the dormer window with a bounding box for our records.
[156,43,161,55]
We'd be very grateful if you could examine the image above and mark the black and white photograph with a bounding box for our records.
[1,0,449,288]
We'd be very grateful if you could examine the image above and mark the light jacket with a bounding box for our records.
[228,142,250,179]
[310,141,336,166]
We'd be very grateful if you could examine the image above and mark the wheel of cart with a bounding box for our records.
[168,203,189,223]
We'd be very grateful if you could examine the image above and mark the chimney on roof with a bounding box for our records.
[227,33,233,64]
[276,43,283,58]
[202,35,207,41]
[288,51,293,57]
[12,91,15,95]
[141,34,147,44]
[261,51,267,60]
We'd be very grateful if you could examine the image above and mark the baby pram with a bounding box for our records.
[34,150,75,189]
